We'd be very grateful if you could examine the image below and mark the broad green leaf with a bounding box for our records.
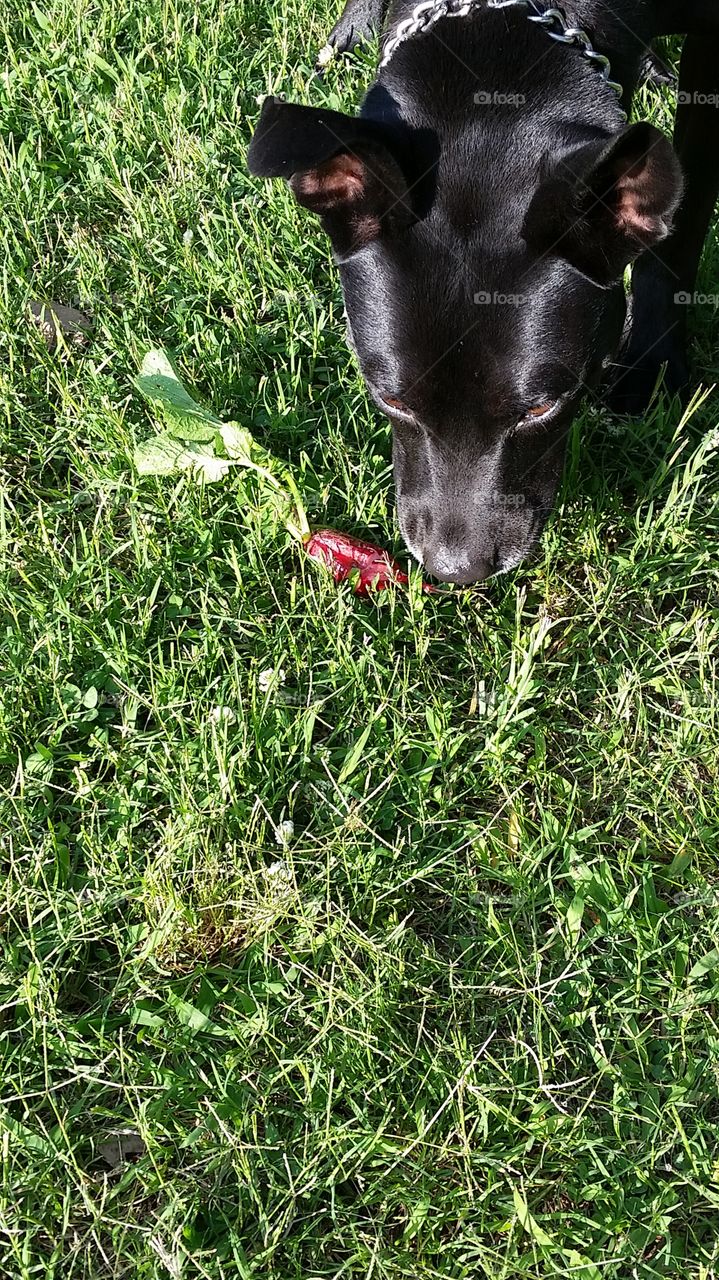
[667,849,693,876]
[167,419,217,443]
[133,350,310,534]
[563,1251,601,1279]
[220,421,256,461]
[128,1005,164,1029]
[512,1187,554,1248]
[166,991,228,1036]
[338,722,374,785]
[135,433,235,482]
[135,348,221,438]
[135,434,187,475]
[1,1110,53,1157]
[221,421,292,484]
[688,948,719,981]
[566,893,585,947]
[179,444,235,483]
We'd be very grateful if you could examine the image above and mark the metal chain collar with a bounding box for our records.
[379,0,626,111]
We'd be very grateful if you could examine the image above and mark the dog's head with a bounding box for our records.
[248,97,682,583]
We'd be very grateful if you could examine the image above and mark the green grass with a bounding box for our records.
[1,4,719,1276]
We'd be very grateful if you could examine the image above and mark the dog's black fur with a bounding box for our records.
[248,1,719,583]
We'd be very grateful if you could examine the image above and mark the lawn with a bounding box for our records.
[2,2,719,1276]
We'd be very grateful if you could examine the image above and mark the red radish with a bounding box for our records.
[134,351,434,599]
[305,529,433,595]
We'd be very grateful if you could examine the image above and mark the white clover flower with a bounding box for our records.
[274,820,294,849]
[210,705,236,724]
[258,666,286,692]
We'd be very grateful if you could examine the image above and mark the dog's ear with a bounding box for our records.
[523,123,683,284]
[247,97,414,255]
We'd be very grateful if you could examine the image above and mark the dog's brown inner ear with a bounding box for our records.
[612,151,674,244]
[290,154,367,213]
[289,146,412,253]
[290,156,382,249]
[523,123,683,285]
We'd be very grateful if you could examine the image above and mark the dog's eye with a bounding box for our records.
[381,395,413,420]
[516,400,560,430]
[524,401,557,420]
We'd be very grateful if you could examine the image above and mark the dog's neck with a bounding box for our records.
[380,0,625,110]
[368,4,630,141]
[378,0,649,105]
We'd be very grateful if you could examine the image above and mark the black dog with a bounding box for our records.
[248,1,719,584]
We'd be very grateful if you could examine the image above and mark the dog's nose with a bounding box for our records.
[422,548,494,585]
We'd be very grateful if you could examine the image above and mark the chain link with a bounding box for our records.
[379,0,625,111]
